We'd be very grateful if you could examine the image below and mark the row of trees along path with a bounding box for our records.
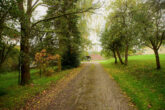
[0,0,99,85]
[100,0,165,69]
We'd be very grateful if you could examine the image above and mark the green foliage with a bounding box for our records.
[134,0,165,49]
[0,68,74,109]
[41,0,86,68]
[0,47,19,72]
[0,0,20,72]
[101,0,139,59]
[101,0,165,68]
[62,48,80,69]
[1,0,98,85]
[101,54,165,110]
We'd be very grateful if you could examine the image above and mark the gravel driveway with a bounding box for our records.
[43,62,137,110]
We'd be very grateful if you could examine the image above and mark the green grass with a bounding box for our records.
[0,67,76,109]
[101,54,165,110]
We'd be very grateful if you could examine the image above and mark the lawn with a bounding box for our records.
[101,54,165,110]
[0,67,81,109]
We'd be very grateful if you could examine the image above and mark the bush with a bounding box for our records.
[35,49,60,76]
[62,49,80,69]
[0,48,19,73]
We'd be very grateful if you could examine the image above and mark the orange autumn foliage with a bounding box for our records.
[35,49,61,76]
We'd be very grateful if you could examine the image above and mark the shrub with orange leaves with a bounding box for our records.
[35,49,61,76]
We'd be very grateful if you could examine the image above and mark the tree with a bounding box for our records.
[135,0,165,69]
[110,0,140,65]
[102,0,165,69]
[0,0,99,85]
[35,49,60,77]
[100,26,124,64]
[101,0,143,65]
[15,0,99,85]
[0,0,19,68]
[43,0,96,68]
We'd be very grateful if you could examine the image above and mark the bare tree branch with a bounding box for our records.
[32,6,100,28]
[32,0,40,9]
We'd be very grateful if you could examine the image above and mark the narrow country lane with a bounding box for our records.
[26,63,137,110]
[45,62,136,110]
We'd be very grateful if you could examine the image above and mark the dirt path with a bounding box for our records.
[25,63,137,110]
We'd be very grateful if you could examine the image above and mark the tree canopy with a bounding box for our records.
[100,0,165,69]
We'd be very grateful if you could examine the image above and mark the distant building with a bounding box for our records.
[90,54,104,60]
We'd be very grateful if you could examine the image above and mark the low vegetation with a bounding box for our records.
[0,67,80,109]
[101,54,165,110]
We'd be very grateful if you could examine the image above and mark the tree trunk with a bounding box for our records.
[0,20,4,68]
[20,21,31,85]
[116,49,124,64]
[153,48,161,69]
[18,0,32,85]
[0,20,4,40]
[40,68,42,78]
[0,45,5,66]
[124,44,129,65]
[58,56,62,72]
[18,55,21,84]
[112,50,117,64]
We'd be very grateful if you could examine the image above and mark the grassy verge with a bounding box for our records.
[0,66,82,109]
[101,54,165,110]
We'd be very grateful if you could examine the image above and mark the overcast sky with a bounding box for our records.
[88,0,110,51]
[34,0,111,52]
